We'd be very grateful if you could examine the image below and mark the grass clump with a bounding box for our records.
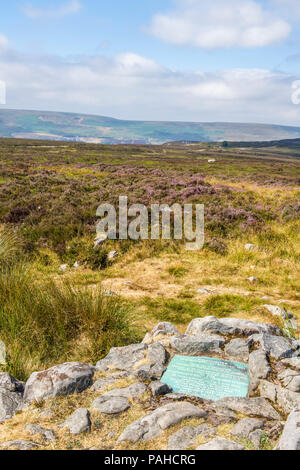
[0,230,138,380]
[168,265,188,278]
[201,294,263,318]
[141,296,202,324]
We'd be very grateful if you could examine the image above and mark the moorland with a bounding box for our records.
[0,137,299,380]
[2,109,300,144]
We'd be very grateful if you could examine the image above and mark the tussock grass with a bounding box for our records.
[0,230,138,380]
[0,227,20,267]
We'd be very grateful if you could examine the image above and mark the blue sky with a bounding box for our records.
[0,0,300,124]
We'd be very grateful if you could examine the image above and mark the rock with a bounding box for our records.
[93,396,130,414]
[278,369,300,388]
[259,380,278,403]
[144,322,180,342]
[91,376,119,392]
[25,424,56,441]
[147,342,168,366]
[0,440,40,450]
[197,288,210,294]
[149,381,172,397]
[73,261,79,268]
[231,418,265,438]
[92,382,146,415]
[248,378,260,396]
[186,316,280,337]
[96,343,147,373]
[0,388,23,422]
[264,305,286,318]
[276,387,300,414]
[286,376,300,393]
[263,305,295,326]
[208,413,236,427]
[134,363,167,381]
[249,429,263,449]
[39,410,54,419]
[94,233,107,248]
[0,372,25,394]
[279,408,300,450]
[213,397,281,420]
[62,408,91,435]
[59,264,68,272]
[104,289,119,297]
[0,340,6,365]
[259,380,300,414]
[252,333,299,359]
[248,277,258,283]
[248,350,271,380]
[225,338,251,362]
[196,437,244,450]
[118,402,207,443]
[149,363,167,380]
[281,358,300,371]
[169,334,225,355]
[24,362,94,403]
[108,250,118,260]
[245,244,257,251]
[168,426,199,450]
[168,424,217,450]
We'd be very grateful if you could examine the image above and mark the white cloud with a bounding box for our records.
[0,36,299,125]
[149,0,291,49]
[0,35,9,50]
[23,1,82,20]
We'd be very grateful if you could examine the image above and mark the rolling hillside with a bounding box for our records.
[1,109,300,144]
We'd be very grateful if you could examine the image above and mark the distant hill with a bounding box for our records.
[1,109,300,144]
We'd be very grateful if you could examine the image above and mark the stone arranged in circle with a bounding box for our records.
[161,355,250,401]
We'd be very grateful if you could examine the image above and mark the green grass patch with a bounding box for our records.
[168,265,188,277]
[141,296,202,324]
[200,294,263,318]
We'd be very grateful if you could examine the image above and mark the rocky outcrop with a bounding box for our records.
[0,316,299,451]
[186,316,280,337]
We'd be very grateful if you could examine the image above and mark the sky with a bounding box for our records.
[0,0,300,125]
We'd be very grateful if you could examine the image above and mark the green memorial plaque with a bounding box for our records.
[161,355,250,402]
